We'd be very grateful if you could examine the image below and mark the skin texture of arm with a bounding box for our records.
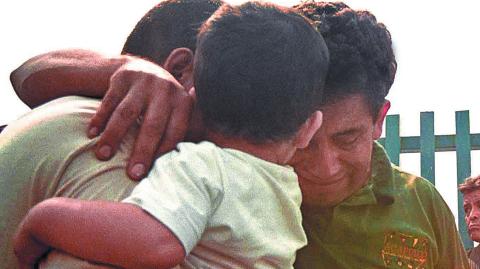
[10,49,128,108]
[13,197,185,269]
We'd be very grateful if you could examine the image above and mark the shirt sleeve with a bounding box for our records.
[122,145,224,254]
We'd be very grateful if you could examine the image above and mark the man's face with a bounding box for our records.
[463,190,480,242]
[289,94,388,209]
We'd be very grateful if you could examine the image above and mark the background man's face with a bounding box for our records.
[290,94,385,208]
[463,190,480,242]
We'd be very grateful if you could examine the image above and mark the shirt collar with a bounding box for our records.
[341,141,395,206]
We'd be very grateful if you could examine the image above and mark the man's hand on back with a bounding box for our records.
[88,58,193,181]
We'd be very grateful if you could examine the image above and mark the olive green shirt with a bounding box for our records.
[294,142,469,269]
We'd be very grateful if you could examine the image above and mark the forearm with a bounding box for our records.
[10,49,129,108]
[15,198,185,269]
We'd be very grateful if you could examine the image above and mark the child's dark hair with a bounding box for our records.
[194,2,329,143]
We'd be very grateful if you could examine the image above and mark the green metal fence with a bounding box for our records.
[378,110,480,249]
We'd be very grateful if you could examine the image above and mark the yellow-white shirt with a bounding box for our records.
[123,141,307,269]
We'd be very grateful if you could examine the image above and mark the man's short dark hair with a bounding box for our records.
[122,0,223,65]
[295,1,397,118]
[194,2,329,143]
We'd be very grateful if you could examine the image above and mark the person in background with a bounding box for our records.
[8,1,470,268]
[460,174,480,269]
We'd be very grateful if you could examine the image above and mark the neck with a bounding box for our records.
[205,131,295,164]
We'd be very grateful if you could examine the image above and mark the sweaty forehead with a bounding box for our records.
[322,94,368,113]
[321,94,373,130]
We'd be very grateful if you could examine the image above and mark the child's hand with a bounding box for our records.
[13,215,50,268]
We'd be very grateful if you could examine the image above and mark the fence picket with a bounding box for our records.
[385,115,400,165]
[456,110,473,249]
[378,110,478,249]
[420,112,435,184]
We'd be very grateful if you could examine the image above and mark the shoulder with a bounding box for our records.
[23,95,99,118]
[150,141,225,186]
[1,96,100,143]
[154,141,220,167]
[392,166,454,218]
[0,96,106,169]
[0,96,106,191]
[392,166,438,197]
[176,141,220,156]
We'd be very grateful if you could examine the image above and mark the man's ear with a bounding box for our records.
[293,111,323,149]
[163,48,194,88]
[373,100,391,140]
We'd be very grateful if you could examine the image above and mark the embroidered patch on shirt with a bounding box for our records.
[381,231,429,268]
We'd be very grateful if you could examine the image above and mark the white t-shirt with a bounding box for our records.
[123,141,306,268]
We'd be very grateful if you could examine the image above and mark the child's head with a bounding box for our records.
[193,1,329,145]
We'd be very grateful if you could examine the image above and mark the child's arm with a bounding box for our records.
[13,197,185,269]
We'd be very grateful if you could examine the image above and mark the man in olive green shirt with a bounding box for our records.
[289,3,468,268]
[295,141,466,268]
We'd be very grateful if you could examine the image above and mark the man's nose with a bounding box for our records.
[317,148,342,178]
[470,207,480,221]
